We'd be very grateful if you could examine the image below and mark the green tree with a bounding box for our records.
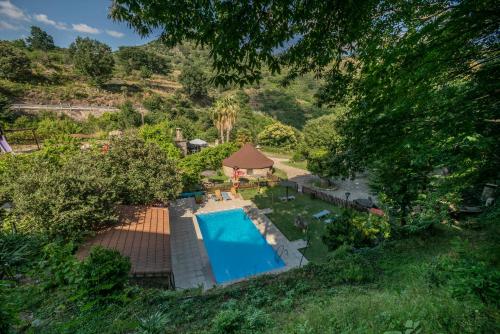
[26,26,55,50]
[257,123,298,149]
[117,101,142,128]
[0,42,31,81]
[116,46,170,75]
[104,136,182,204]
[300,112,351,179]
[69,37,115,86]
[179,66,208,98]
[211,95,239,143]
[5,151,117,240]
[110,0,500,227]
[235,128,254,146]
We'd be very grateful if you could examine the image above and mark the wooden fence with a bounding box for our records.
[301,185,368,213]
[203,177,280,193]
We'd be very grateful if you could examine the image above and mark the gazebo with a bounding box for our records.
[222,143,274,178]
[188,138,208,153]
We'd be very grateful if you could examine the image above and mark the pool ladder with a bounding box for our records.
[275,244,288,262]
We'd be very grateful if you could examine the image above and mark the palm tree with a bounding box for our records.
[212,96,239,143]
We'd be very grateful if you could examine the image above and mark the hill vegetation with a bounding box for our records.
[1,0,499,331]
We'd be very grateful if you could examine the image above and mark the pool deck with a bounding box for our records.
[170,196,307,290]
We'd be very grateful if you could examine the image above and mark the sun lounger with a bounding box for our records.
[221,192,232,201]
[313,210,331,219]
[279,195,296,201]
[214,189,223,201]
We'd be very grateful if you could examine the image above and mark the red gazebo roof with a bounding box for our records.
[223,143,274,169]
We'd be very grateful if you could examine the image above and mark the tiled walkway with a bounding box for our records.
[169,196,307,290]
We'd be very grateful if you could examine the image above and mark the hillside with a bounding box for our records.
[0,40,327,130]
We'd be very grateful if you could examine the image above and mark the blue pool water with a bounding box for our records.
[196,208,285,283]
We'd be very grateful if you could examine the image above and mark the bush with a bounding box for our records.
[116,46,170,75]
[322,210,390,251]
[310,245,375,284]
[75,246,131,301]
[0,232,44,280]
[0,42,31,80]
[6,150,117,239]
[428,242,500,306]
[38,242,77,288]
[179,66,208,98]
[105,135,182,204]
[139,121,182,159]
[116,101,142,129]
[210,301,271,334]
[257,122,298,149]
[179,143,237,188]
[69,37,114,86]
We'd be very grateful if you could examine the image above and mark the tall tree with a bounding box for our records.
[0,42,31,81]
[26,26,55,50]
[111,0,500,225]
[179,66,208,99]
[211,96,239,143]
[69,37,115,86]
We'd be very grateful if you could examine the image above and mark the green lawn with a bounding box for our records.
[283,159,308,171]
[272,167,288,180]
[240,186,355,262]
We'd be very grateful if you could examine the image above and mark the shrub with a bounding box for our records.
[116,101,142,129]
[322,210,390,251]
[179,143,237,188]
[75,246,131,301]
[139,121,182,159]
[116,46,170,75]
[69,37,115,86]
[310,245,375,284]
[0,281,17,333]
[7,150,117,239]
[105,135,182,204]
[137,311,169,334]
[257,122,298,149]
[210,303,271,334]
[0,42,31,80]
[179,66,208,98]
[428,242,500,306]
[211,309,244,334]
[38,242,78,288]
[0,232,43,279]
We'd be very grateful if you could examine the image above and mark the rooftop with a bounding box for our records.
[223,143,274,169]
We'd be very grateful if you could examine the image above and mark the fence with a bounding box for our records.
[203,177,280,193]
[302,185,368,213]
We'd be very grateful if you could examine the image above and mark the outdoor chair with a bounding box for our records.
[279,195,296,202]
[222,192,232,201]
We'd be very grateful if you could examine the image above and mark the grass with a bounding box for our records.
[272,168,288,180]
[6,223,498,333]
[240,185,355,262]
[283,159,308,171]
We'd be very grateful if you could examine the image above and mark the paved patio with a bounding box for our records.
[170,196,307,290]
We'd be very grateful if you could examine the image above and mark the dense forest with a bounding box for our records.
[0,0,499,333]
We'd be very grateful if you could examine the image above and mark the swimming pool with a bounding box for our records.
[196,208,285,283]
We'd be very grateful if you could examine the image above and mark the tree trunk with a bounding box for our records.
[220,127,224,143]
[226,127,230,143]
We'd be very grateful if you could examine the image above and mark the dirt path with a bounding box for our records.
[267,154,376,202]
